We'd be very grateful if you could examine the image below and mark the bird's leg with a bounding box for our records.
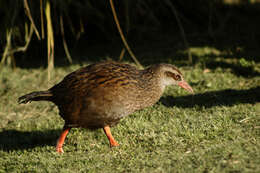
[56,127,71,153]
[103,125,119,147]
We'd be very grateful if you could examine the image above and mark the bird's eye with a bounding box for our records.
[165,72,182,81]
[175,74,181,81]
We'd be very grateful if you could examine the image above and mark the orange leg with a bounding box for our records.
[56,127,71,153]
[103,125,119,147]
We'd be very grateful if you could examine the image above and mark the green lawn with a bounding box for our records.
[0,54,259,172]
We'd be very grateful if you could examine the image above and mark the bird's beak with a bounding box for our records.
[178,81,194,94]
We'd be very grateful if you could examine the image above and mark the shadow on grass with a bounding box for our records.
[161,86,260,108]
[0,129,60,152]
[204,59,260,78]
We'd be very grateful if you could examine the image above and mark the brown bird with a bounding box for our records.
[18,61,193,153]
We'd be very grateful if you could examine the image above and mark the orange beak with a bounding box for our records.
[178,81,194,94]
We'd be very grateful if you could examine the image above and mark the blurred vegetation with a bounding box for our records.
[0,0,260,75]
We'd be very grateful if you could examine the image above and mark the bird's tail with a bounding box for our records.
[18,91,53,104]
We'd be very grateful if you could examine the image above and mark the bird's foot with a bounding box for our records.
[56,146,64,153]
[103,125,119,147]
[110,140,119,147]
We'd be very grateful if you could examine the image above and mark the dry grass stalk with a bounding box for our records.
[119,48,126,61]
[0,23,34,70]
[7,23,33,56]
[40,0,45,39]
[60,15,72,64]
[164,0,192,64]
[109,0,143,69]
[45,0,54,81]
[23,0,41,40]
[0,29,13,69]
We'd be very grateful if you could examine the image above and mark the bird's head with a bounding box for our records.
[156,64,194,94]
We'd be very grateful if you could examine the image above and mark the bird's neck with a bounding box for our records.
[135,67,165,108]
[142,65,166,91]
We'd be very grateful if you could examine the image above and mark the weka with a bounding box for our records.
[18,61,193,153]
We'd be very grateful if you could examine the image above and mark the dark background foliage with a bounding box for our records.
[0,0,259,69]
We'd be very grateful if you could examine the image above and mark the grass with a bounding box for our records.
[0,53,259,172]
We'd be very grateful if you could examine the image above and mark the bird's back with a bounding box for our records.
[49,61,160,129]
